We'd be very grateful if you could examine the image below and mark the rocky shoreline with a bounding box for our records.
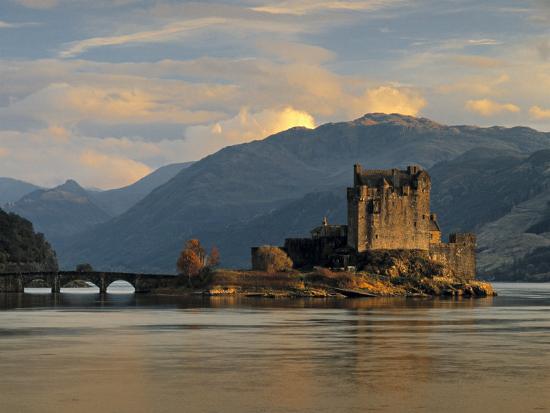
[152,269,496,298]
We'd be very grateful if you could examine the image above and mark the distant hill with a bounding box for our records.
[57,113,550,273]
[90,162,192,216]
[0,177,41,205]
[3,162,192,249]
[0,208,57,272]
[428,148,550,278]
[7,179,111,245]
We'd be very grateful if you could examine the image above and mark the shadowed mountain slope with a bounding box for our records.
[0,178,41,205]
[7,180,111,245]
[58,113,550,272]
[91,162,193,216]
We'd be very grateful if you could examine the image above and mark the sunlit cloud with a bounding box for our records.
[183,106,315,160]
[451,55,502,68]
[3,82,226,126]
[59,15,306,58]
[79,150,152,188]
[0,20,38,28]
[467,39,500,46]
[465,98,520,116]
[361,86,426,116]
[251,0,403,15]
[0,129,154,189]
[529,105,550,120]
[60,17,226,58]
[437,74,510,96]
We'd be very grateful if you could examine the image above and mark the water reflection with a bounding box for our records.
[1,283,549,413]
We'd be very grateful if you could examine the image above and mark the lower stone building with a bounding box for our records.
[251,164,477,280]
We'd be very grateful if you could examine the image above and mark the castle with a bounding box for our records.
[252,164,476,280]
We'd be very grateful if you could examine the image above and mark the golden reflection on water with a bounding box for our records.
[0,284,549,413]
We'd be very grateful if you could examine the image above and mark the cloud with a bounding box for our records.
[59,17,227,58]
[14,0,58,9]
[4,82,226,126]
[257,40,336,63]
[437,74,510,96]
[183,106,315,160]
[251,0,403,15]
[0,20,38,29]
[529,106,550,120]
[452,55,502,68]
[465,98,520,116]
[361,86,426,116]
[79,150,152,188]
[467,39,500,46]
[59,15,305,58]
[0,129,153,189]
[537,40,550,61]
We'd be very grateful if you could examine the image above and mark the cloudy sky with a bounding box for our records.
[0,0,549,189]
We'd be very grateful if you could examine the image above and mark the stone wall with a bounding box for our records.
[429,233,477,280]
[347,166,432,252]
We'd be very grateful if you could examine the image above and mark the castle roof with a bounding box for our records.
[430,219,441,232]
[354,165,429,189]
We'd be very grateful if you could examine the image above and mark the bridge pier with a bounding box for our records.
[99,273,107,294]
[51,274,60,293]
[0,274,24,293]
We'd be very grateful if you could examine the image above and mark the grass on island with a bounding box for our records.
[186,268,495,298]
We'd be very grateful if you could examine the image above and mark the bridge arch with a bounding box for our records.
[60,279,99,292]
[22,273,56,292]
[106,279,136,294]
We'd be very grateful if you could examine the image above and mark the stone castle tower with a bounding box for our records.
[347,164,440,252]
[252,164,477,279]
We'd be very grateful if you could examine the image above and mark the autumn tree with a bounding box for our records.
[254,246,293,273]
[208,246,220,268]
[176,239,221,284]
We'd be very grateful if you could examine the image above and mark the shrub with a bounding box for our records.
[254,246,293,273]
[76,263,93,272]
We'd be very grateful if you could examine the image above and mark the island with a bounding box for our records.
[167,164,495,298]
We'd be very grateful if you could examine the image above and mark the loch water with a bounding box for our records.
[1,282,550,413]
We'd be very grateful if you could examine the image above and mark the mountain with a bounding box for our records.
[7,180,111,246]
[58,113,550,273]
[0,177,41,205]
[90,162,192,216]
[0,208,57,272]
[427,148,550,280]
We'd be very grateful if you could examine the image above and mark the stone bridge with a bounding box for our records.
[0,271,178,294]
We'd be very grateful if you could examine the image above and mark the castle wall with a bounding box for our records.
[347,187,367,251]
[283,235,348,269]
[429,233,477,280]
[366,185,431,251]
[348,168,431,252]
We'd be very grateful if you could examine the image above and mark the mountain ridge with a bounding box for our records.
[57,113,550,272]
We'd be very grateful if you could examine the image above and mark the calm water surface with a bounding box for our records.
[1,282,550,413]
